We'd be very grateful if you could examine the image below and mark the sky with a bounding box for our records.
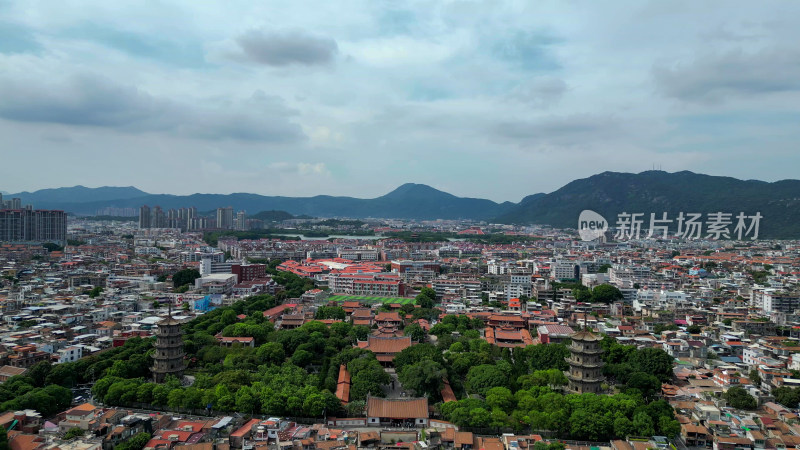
[1,1,800,202]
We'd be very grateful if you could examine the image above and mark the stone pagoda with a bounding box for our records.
[151,305,185,383]
[565,330,605,394]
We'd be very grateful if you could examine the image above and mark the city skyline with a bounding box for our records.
[1,1,800,202]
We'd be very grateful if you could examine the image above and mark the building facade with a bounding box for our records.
[0,209,67,244]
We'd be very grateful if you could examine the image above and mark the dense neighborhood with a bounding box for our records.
[0,203,799,450]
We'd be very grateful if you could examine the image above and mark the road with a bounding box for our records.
[381,368,407,398]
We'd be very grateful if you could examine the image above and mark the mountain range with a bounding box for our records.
[495,171,800,238]
[7,183,513,221]
[6,171,800,237]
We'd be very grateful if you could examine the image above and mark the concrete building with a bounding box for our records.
[216,207,234,229]
[505,273,532,300]
[762,290,800,314]
[0,208,67,244]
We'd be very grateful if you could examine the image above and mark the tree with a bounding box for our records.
[315,306,346,320]
[167,389,185,409]
[290,350,314,368]
[235,386,257,414]
[628,348,674,382]
[0,425,8,450]
[686,324,702,334]
[420,287,436,302]
[654,323,679,334]
[256,342,286,366]
[42,243,63,252]
[467,365,510,396]
[88,286,104,298]
[64,427,84,440]
[116,432,152,450]
[415,293,434,309]
[524,343,570,371]
[485,387,514,411]
[27,362,51,388]
[773,386,800,408]
[349,357,390,401]
[749,369,762,387]
[404,323,425,342]
[518,369,568,389]
[591,284,623,303]
[632,412,655,437]
[172,269,201,288]
[393,344,443,372]
[658,416,681,438]
[573,287,592,302]
[625,372,661,400]
[723,386,757,410]
[613,416,634,438]
[570,409,612,441]
[398,360,446,399]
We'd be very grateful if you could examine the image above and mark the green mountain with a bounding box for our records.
[10,183,513,221]
[495,170,800,238]
[9,185,148,205]
[11,172,800,237]
[250,210,296,222]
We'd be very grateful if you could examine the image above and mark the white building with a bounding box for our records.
[552,258,579,281]
[57,346,82,363]
[762,290,800,314]
[194,273,237,294]
[505,274,532,300]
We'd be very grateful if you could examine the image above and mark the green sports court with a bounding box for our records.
[327,295,415,305]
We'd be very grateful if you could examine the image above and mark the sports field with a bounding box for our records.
[328,295,415,305]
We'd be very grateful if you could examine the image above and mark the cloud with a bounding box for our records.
[0,20,41,54]
[297,162,328,175]
[508,77,567,107]
[486,30,561,71]
[0,74,305,142]
[61,22,207,67]
[267,162,330,176]
[492,115,619,148]
[653,48,800,103]
[343,35,453,67]
[229,29,338,66]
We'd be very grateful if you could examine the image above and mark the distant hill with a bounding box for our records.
[12,173,800,237]
[495,170,800,238]
[250,210,296,222]
[15,183,514,221]
[8,186,148,206]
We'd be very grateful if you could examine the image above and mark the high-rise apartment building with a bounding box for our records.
[0,209,67,244]
[217,207,234,229]
[152,206,166,228]
[0,195,23,210]
[139,205,151,229]
[235,210,247,230]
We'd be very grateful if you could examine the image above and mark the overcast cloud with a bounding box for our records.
[1,0,799,202]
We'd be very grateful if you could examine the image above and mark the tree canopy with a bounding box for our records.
[172,268,201,288]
